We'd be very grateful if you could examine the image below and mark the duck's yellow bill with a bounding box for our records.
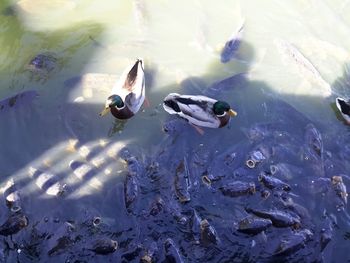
[228,109,237,117]
[99,107,110,117]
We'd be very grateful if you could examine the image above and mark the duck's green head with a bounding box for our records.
[213,101,237,117]
[99,95,124,116]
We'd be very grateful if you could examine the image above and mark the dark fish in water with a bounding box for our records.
[90,238,118,255]
[274,39,331,97]
[258,173,291,191]
[200,219,219,246]
[237,216,272,235]
[245,208,300,228]
[219,181,255,197]
[0,213,28,236]
[149,196,165,216]
[174,159,191,203]
[120,148,144,176]
[278,196,311,222]
[320,217,333,252]
[331,175,348,205]
[0,90,38,112]
[246,150,266,168]
[164,238,184,263]
[28,52,58,74]
[47,221,75,256]
[273,229,313,256]
[336,97,350,124]
[141,242,158,263]
[2,5,16,16]
[2,179,21,212]
[189,209,202,243]
[124,172,138,212]
[205,73,247,96]
[220,21,244,63]
[242,122,285,142]
[271,143,300,163]
[309,177,331,194]
[304,123,323,157]
[163,118,187,135]
[270,163,303,180]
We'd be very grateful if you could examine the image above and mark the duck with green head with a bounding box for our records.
[100,59,145,119]
[163,93,237,128]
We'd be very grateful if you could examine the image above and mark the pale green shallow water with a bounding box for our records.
[0,0,350,262]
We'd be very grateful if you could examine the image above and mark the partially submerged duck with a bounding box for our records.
[163,93,237,128]
[336,97,350,124]
[100,59,145,119]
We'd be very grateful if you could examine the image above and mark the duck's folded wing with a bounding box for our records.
[176,99,218,125]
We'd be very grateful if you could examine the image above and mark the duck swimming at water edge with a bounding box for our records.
[163,93,237,128]
[100,59,145,119]
[336,97,350,124]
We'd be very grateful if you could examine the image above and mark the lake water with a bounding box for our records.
[0,0,350,262]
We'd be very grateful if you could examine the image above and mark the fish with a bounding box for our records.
[0,213,28,236]
[246,150,266,169]
[90,238,118,255]
[141,242,158,263]
[174,159,191,203]
[47,221,75,256]
[273,229,312,256]
[304,123,323,158]
[164,238,184,263]
[220,21,244,63]
[245,208,300,228]
[124,172,138,212]
[219,181,255,197]
[274,39,332,97]
[237,216,272,235]
[0,90,39,112]
[162,118,187,135]
[200,219,220,246]
[258,173,291,192]
[204,73,248,96]
[270,163,303,180]
[331,175,348,205]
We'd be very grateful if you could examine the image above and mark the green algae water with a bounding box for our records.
[0,0,350,262]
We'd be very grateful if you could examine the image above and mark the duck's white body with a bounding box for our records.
[336,97,350,124]
[163,93,229,128]
[111,58,145,114]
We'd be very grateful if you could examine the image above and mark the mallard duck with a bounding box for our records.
[163,93,237,128]
[336,97,350,124]
[100,59,145,119]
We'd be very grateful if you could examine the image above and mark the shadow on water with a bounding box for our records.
[0,2,349,261]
